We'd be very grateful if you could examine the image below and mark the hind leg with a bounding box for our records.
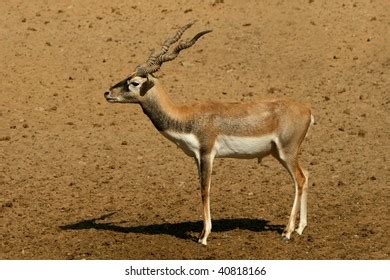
[296,168,309,235]
[282,161,306,239]
[272,141,308,239]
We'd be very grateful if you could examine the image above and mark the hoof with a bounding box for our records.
[296,225,306,235]
[282,231,291,241]
[282,236,291,242]
[198,238,207,246]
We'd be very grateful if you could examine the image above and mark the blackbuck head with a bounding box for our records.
[104,21,212,104]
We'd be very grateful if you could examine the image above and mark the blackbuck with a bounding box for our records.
[104,21,313,245]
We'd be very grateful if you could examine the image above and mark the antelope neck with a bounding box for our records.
[140,87,193,133]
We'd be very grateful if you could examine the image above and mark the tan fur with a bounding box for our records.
[146,79,311,152]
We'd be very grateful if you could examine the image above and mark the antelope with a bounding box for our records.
[104,21,313,245]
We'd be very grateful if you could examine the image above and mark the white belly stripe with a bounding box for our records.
[214,135,274,158]
[162,131,274,160]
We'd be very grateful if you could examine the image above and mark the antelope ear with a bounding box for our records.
[139,77,155,96]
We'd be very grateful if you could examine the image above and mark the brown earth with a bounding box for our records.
[0,0,389,260]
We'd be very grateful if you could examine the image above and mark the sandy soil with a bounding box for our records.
[0,0,389,259]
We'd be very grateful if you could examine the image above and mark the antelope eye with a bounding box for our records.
[130,81,139,87]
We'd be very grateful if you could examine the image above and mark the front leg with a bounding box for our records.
[197,153,214,245]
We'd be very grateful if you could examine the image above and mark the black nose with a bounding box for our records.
[104,91,110,97]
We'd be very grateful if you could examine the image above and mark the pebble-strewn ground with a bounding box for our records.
[0,0,389,259]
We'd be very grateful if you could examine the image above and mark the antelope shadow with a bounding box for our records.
[60,212,284,242]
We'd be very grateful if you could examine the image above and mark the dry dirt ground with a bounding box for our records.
[0,0,389,259]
